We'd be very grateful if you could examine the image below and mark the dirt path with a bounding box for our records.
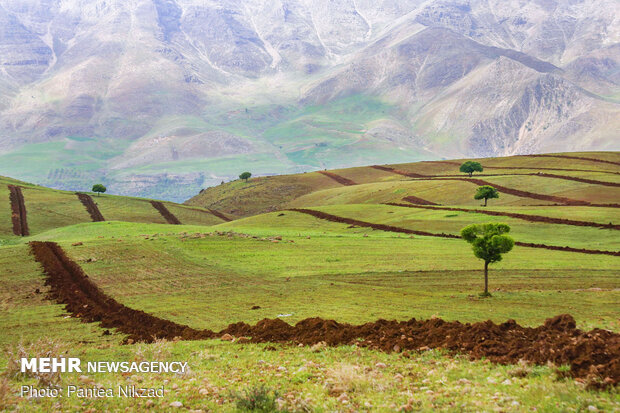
[76,193,105,222]
[8,185,29,236]
[150,201,182,225]
[289,208,620,256]
[318,171,357,186]
[528,154,620,167]
[30,241,619,388]
[388,202,619,230]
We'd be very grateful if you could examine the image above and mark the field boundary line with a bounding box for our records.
[387,202,620,230]
[528,154,620,167]
[289,208,620,256]
[370,166,619,207]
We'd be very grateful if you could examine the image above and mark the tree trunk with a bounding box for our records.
[484,261,489,295]
[484,197,488,206]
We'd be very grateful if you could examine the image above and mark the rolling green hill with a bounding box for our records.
[1,152,619,411]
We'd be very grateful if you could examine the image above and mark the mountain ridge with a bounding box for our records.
[0,0,618,201]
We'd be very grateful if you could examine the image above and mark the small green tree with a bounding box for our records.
[460,161,483,177]
[92,184,106,196]
[239,172,252,182]
[474,185,498,206]
[461,223,514,297]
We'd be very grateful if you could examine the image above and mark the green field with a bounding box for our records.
[1,153,619,411]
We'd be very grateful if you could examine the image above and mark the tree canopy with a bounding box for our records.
[239,172,252,182]
[461,222,514,296]
[91,184,106,196]
[474,185,499,206]
[459,161,483,177]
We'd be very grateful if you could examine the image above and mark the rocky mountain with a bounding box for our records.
[0,0,618,201]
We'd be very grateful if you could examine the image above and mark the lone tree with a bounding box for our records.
[474,185,499,206]
[239,172,252,182]
[92,184,106,196]
[461,223,514,297]
[460,161,483,177]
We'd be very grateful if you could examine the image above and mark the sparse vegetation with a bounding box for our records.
[459,161,483,177]
[91,183,106,196]
[231,384,280,412]
[474,185,499,206]
[461,223,515,297]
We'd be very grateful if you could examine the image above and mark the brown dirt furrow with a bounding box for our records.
[289,208,460,239]
[371,165,620,204]
[8,185,29,236]
[528,154,620,167]
[29,241,213,343]
[370,165,428,178]
[76,193,105,222]
[289,208,620,256]
[482,165,620,175]
[437,177,592,206]
[388,202,620,230]
[30,241,620,388]
[208,209,232,222]
[174,205,232,222]
[534,173,620,187]
[222,315,619,389]
[318,171,357,186]
[150,201,182,225]
[401,195,438,206]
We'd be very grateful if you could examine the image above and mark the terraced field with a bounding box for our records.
[1,152,619,412]
[0,176,227,238]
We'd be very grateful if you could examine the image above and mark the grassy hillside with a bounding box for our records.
[187,151,620,217]
[0,176,226,239]
[1,152,619,411]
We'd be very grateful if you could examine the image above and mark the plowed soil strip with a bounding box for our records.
[30,241,212,343]
[529,154,620,167]
[371,165,428,178]
[76,193,105,222]
[534,173,620,187]
[150,201,182,225]
[482,165,620,175]
[289,208,620,256]
[388,202,620,230]
[8,185,29,236]
[371,166,608,206]
[174,205,231,222]
[318,171,357,186]
[208,209,232,222]
[29,241,619,387]
[290,208,460,238]
[402,195,438,205]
